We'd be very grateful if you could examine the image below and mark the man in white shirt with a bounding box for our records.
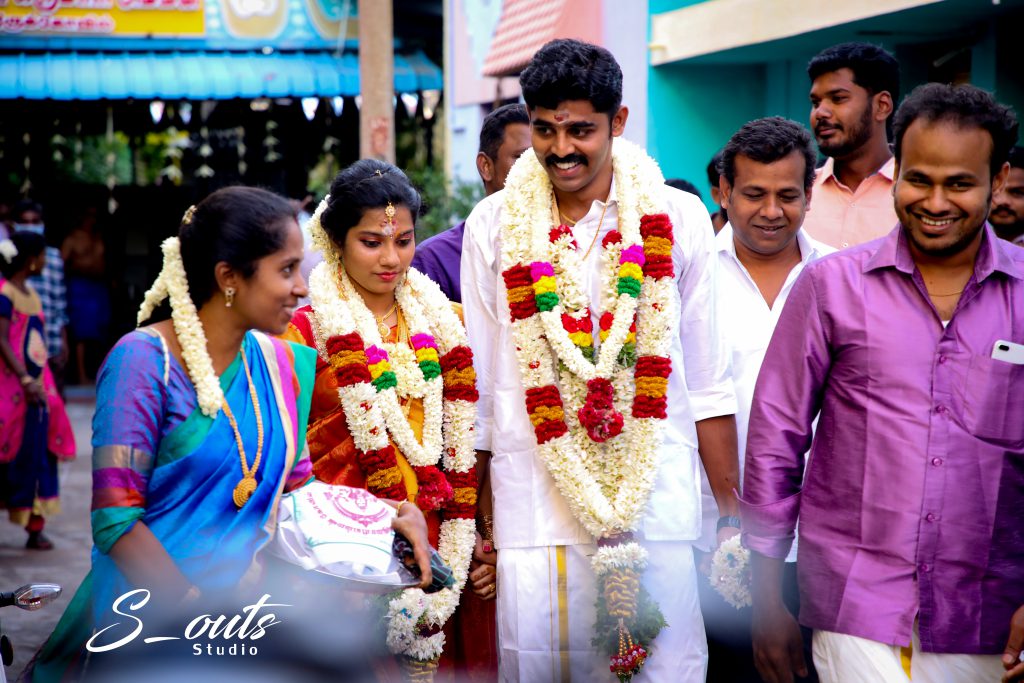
[696,117,833,682]
[461,38,739,681]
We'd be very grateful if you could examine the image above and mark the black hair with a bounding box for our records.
[719,117,817,193]
[479,103,530,160]
[519,39,622,118]
[320,159,422,250]
[808,42,900,116]
[665,178,703,201]
[1,230,46,279]
[1008,145,1024,169]
[179,186,297,308]
[13,199,43,221]
[892,83,1019,177]
[706,151,723,188]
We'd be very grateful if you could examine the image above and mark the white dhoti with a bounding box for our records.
[496,541,707,683]
[812,625,1004,683]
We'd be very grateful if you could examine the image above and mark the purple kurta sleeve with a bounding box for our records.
[739,266,831,559]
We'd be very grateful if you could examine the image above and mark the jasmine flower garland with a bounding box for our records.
[499,137,677,680]
[710,534,752,609]
[136,236,223,417]
[304,202,479,672]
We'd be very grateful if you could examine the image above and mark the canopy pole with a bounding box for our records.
[358,0,395,162]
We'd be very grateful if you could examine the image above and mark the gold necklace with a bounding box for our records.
[375,301,398,338]
[927,289,964,297]
[223,347,264,509]
[553,197,611,262]
[558,210,578,226]
[582,202,609,261]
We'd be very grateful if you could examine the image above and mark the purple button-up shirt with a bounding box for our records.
[740,224,1024,655]
[412,221,465,303]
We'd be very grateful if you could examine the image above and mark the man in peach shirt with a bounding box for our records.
[803,43,900,249]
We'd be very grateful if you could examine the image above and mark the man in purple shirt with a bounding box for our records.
[743,83,1024,683]
[412,103,530,302]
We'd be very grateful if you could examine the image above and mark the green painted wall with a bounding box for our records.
[647,61,766,213]
[647,2,1024,215]
[647,57,816,214]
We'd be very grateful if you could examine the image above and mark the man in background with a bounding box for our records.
[991,145,1024,245]
[412,103,530,302]
[803,42,900,249]
[61,204,110,385]
[697,116,831,682]
[666,177,704,200]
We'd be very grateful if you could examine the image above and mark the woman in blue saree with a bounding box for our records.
[30,187,432,682]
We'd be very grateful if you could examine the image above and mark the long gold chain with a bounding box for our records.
[554,196,610,262]
[223,347,264,509]
[582,202,609,262]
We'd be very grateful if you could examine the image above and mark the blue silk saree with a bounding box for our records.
[32,329,315,682]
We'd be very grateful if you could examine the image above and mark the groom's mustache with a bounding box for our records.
[546,153,588,168]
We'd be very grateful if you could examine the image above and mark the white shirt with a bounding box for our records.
[461,182,737,548]
[696,223,834,558]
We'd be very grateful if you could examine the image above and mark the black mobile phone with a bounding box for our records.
[392,533,456,594]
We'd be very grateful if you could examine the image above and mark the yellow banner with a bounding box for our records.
[0,0,205,36]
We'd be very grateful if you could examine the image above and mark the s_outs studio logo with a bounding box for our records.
[86,590,290,657]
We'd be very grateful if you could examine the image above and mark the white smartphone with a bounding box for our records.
[991,339,1024,365]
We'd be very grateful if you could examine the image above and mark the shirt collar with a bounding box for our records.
[877,156,896,180]
[717,222,823,264]
[815,155,896,186]
[864,222,1024,281]
[603,175,619,208]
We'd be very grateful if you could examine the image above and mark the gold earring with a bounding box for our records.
[225,287,236,308]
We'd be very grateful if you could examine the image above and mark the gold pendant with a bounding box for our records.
[233,476,257,509]
[378,320,390,338]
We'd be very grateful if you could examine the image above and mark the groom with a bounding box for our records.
[461,39,740,681]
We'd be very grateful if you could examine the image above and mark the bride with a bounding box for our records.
[282,159,494,680]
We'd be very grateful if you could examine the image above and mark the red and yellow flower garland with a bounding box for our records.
[497,137,678,680]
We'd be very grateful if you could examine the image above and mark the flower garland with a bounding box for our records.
[136,235,223,417]
[710,534,752,609]
[305,202,479,670]
[499,137,676,679]
[0,238,17,263]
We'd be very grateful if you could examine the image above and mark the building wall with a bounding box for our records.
[647,1,1024,215]
[445,0,651,187]
[648,61,766,211]
[603,0,649,147]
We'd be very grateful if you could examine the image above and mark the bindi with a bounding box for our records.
[553,109,570,123]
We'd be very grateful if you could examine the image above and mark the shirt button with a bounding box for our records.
[938,355,948,365]
[935,405,947,415]
[932,457,943,467]
[920,563,931,573]
[841,242,849,248]
[925,513,936,522]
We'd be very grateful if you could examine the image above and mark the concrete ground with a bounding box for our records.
[0,393,94,680]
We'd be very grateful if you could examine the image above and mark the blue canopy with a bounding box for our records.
[0,50,441,100]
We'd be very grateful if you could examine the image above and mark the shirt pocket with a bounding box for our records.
[963,354,1024,448]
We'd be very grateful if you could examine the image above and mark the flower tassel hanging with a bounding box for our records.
[592,537,665,682]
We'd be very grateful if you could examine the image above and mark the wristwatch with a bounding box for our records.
[716,515,742,532]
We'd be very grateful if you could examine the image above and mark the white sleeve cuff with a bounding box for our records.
[689,382,738,422]
[474,416,494,452]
